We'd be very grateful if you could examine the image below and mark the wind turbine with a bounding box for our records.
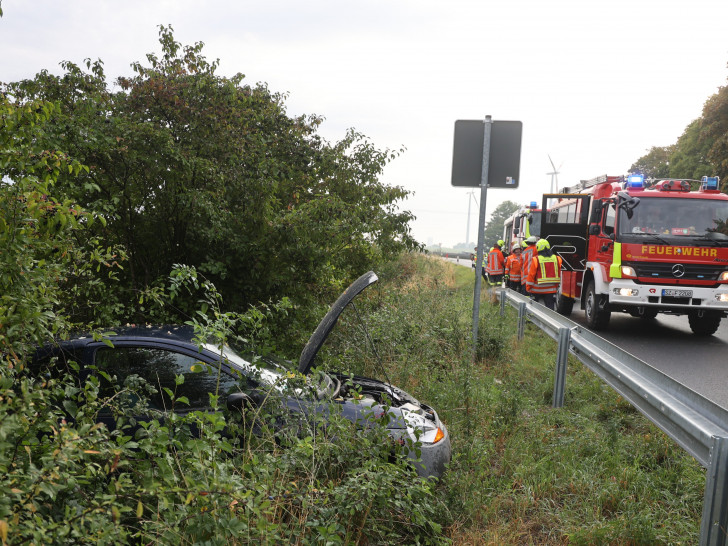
[465,190,478,246]
[547,155,563,193]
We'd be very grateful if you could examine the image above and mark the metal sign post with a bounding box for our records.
[471,116,492,360]
[452,116,521,361]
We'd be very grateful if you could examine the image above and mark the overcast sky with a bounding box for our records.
[2,0,728,247]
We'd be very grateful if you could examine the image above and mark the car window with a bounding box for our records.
[95,347,242,412]
[31,348,86,387]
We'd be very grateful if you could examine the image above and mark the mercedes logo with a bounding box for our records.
[672,264,686,278]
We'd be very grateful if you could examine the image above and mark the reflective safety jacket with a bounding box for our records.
[504,254,522,282]
[520,244,537,285]
[526,254,562,294]
[486,247,505,275]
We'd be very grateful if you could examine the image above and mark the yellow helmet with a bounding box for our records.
[536,239,550,252]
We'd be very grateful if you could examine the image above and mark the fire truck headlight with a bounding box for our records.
[716,293,728,303]
[614,288,639,297]
[621,266,637,277]
[718,271,728,282]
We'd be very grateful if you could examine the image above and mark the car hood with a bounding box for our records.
[297,271,378,374]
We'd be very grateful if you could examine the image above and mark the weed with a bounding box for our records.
[333,254,704,544]
[3,253,705,544]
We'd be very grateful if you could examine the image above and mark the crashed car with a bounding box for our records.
[32,272,451,478]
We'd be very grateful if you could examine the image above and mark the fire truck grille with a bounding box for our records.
[626,261,725,282]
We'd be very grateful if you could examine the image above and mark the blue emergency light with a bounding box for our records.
[701,176,720,191]
[626,174,644,188]
[529,201,538,208]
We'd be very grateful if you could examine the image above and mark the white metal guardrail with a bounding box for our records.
[497,288,728,546]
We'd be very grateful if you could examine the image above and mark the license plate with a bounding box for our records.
[662,289,692,298]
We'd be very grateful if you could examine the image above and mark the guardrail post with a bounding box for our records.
[552,327,571,408]
[701,435,728,546]
[500,288,506,316]
[517,302,526,341]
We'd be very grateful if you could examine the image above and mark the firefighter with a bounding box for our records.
[485,240,505,286]
[520,236,538,295]
[504,244,522,291]
[526,238,562,310]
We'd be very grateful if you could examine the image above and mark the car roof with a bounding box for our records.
[47,325,199,352]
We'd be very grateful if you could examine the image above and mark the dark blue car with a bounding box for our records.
[33,272,451,478]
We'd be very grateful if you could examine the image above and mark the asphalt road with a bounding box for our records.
[444,256,728,410]
[566,309,728,409]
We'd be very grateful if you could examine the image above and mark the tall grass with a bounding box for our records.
[4,253,705,544]
[324,253,704,544]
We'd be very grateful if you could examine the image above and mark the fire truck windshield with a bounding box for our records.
[529,211,542,238]
[617,197,728,243]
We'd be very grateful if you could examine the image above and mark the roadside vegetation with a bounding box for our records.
[1,253,706,543]
[327,255,705,544]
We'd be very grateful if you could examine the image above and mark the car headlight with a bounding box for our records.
[621,266,636,277]
[719,271,728,282]
[401,409,446,444]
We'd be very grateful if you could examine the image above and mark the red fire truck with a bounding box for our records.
[502,202,541,250]
[539,174,728,335]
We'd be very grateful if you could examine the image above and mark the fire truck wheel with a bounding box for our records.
[556,292,574,316]
[688,311,721,336]
[584,281,610,330]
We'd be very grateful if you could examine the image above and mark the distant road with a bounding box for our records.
[443,256,472,268]
[441,256,728,410]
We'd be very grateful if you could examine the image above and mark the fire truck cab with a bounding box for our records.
[503,202,542,251]
[540,174,728,335]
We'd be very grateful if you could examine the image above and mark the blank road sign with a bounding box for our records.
[451,119,522,188]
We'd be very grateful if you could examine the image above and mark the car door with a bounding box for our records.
[540,193,591,273]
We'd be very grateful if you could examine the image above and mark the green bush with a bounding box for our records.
[1,358,448,544]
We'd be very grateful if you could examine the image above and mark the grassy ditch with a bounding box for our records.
[2,253,705,544]
[325,253,705,544]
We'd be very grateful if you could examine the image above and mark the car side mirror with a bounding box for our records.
[589,224,601,236]
[226,392,255,411]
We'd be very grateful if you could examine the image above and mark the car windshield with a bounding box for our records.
[203,343,339,399]
[617,197,728,244]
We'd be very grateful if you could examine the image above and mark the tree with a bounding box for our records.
[3,26,419,327]
[0,95,121,355]
[629,145,674,179]
[667,120,714,180]
[700,83,728,189]
[482,200,520,249]
[629,72,728,192]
